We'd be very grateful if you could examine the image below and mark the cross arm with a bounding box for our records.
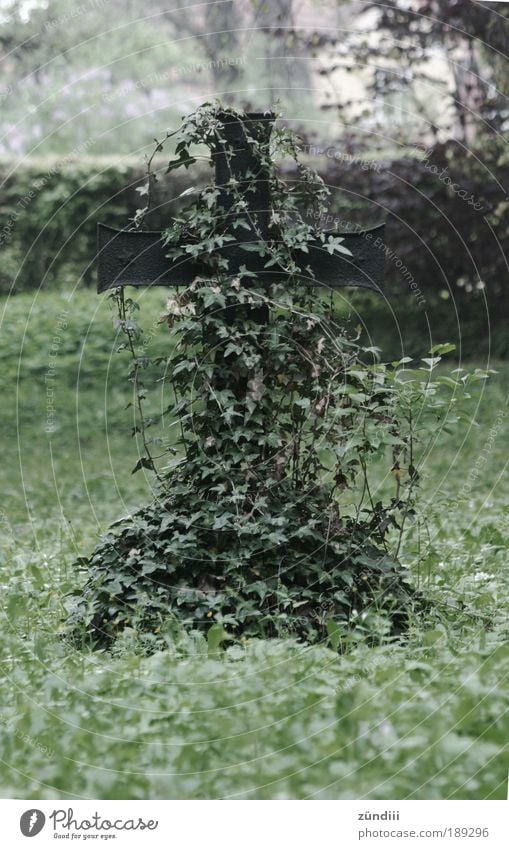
[96,222,386,294]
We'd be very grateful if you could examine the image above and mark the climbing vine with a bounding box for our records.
[68,104,486,648]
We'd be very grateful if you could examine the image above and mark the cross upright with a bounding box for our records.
[97,111,386,296]
[75,109,398,648]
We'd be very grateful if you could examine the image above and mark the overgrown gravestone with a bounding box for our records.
[68,105,416,647]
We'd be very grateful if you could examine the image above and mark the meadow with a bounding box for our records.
[0,288,508,799]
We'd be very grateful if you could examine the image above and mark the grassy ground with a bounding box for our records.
[0,289,508,799]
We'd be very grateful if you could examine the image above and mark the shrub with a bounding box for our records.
[66,105,485,648]
[0,156,201,293]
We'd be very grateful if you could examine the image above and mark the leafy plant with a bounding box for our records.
[67,104,486,648]
[1,287,506,798]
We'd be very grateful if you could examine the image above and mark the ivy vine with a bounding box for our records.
[67,103,486,649]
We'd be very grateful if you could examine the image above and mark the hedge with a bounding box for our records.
[1,141,507,356]
[0,156,201,294]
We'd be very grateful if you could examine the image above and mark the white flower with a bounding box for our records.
[472,571,494,582]
[163,298,195,317]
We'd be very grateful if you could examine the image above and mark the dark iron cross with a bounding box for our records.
[97,111,385,294]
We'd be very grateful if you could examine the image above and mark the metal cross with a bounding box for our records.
[96,111,385,294]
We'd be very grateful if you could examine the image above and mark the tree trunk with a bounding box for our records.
[204,1,243,102]
[251,0,312,100]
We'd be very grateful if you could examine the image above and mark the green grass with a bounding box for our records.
[0,289,508,799]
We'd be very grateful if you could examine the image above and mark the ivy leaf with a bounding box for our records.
[167,148,196,173]
[207,623,229,655]
[324,235,353,256]
[247,369,266,403]
[213,513,232,530]
[131,456,156,475]
[326,619,341,651]
[429,343,456,355]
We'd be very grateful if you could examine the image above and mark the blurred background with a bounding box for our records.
[2,2,509,803]
[1,0,508,357]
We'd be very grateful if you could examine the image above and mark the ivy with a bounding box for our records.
[67,103,486,649]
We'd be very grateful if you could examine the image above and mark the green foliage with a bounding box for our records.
[0,289,172,528]
[3,134,507,366]
[68,105,485,647]
[0,0,189,157]
[0,288,508,799]
[3,624,509,800]
[0,158,137,293]
[320,131,509,358]
[0,156,208,294]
